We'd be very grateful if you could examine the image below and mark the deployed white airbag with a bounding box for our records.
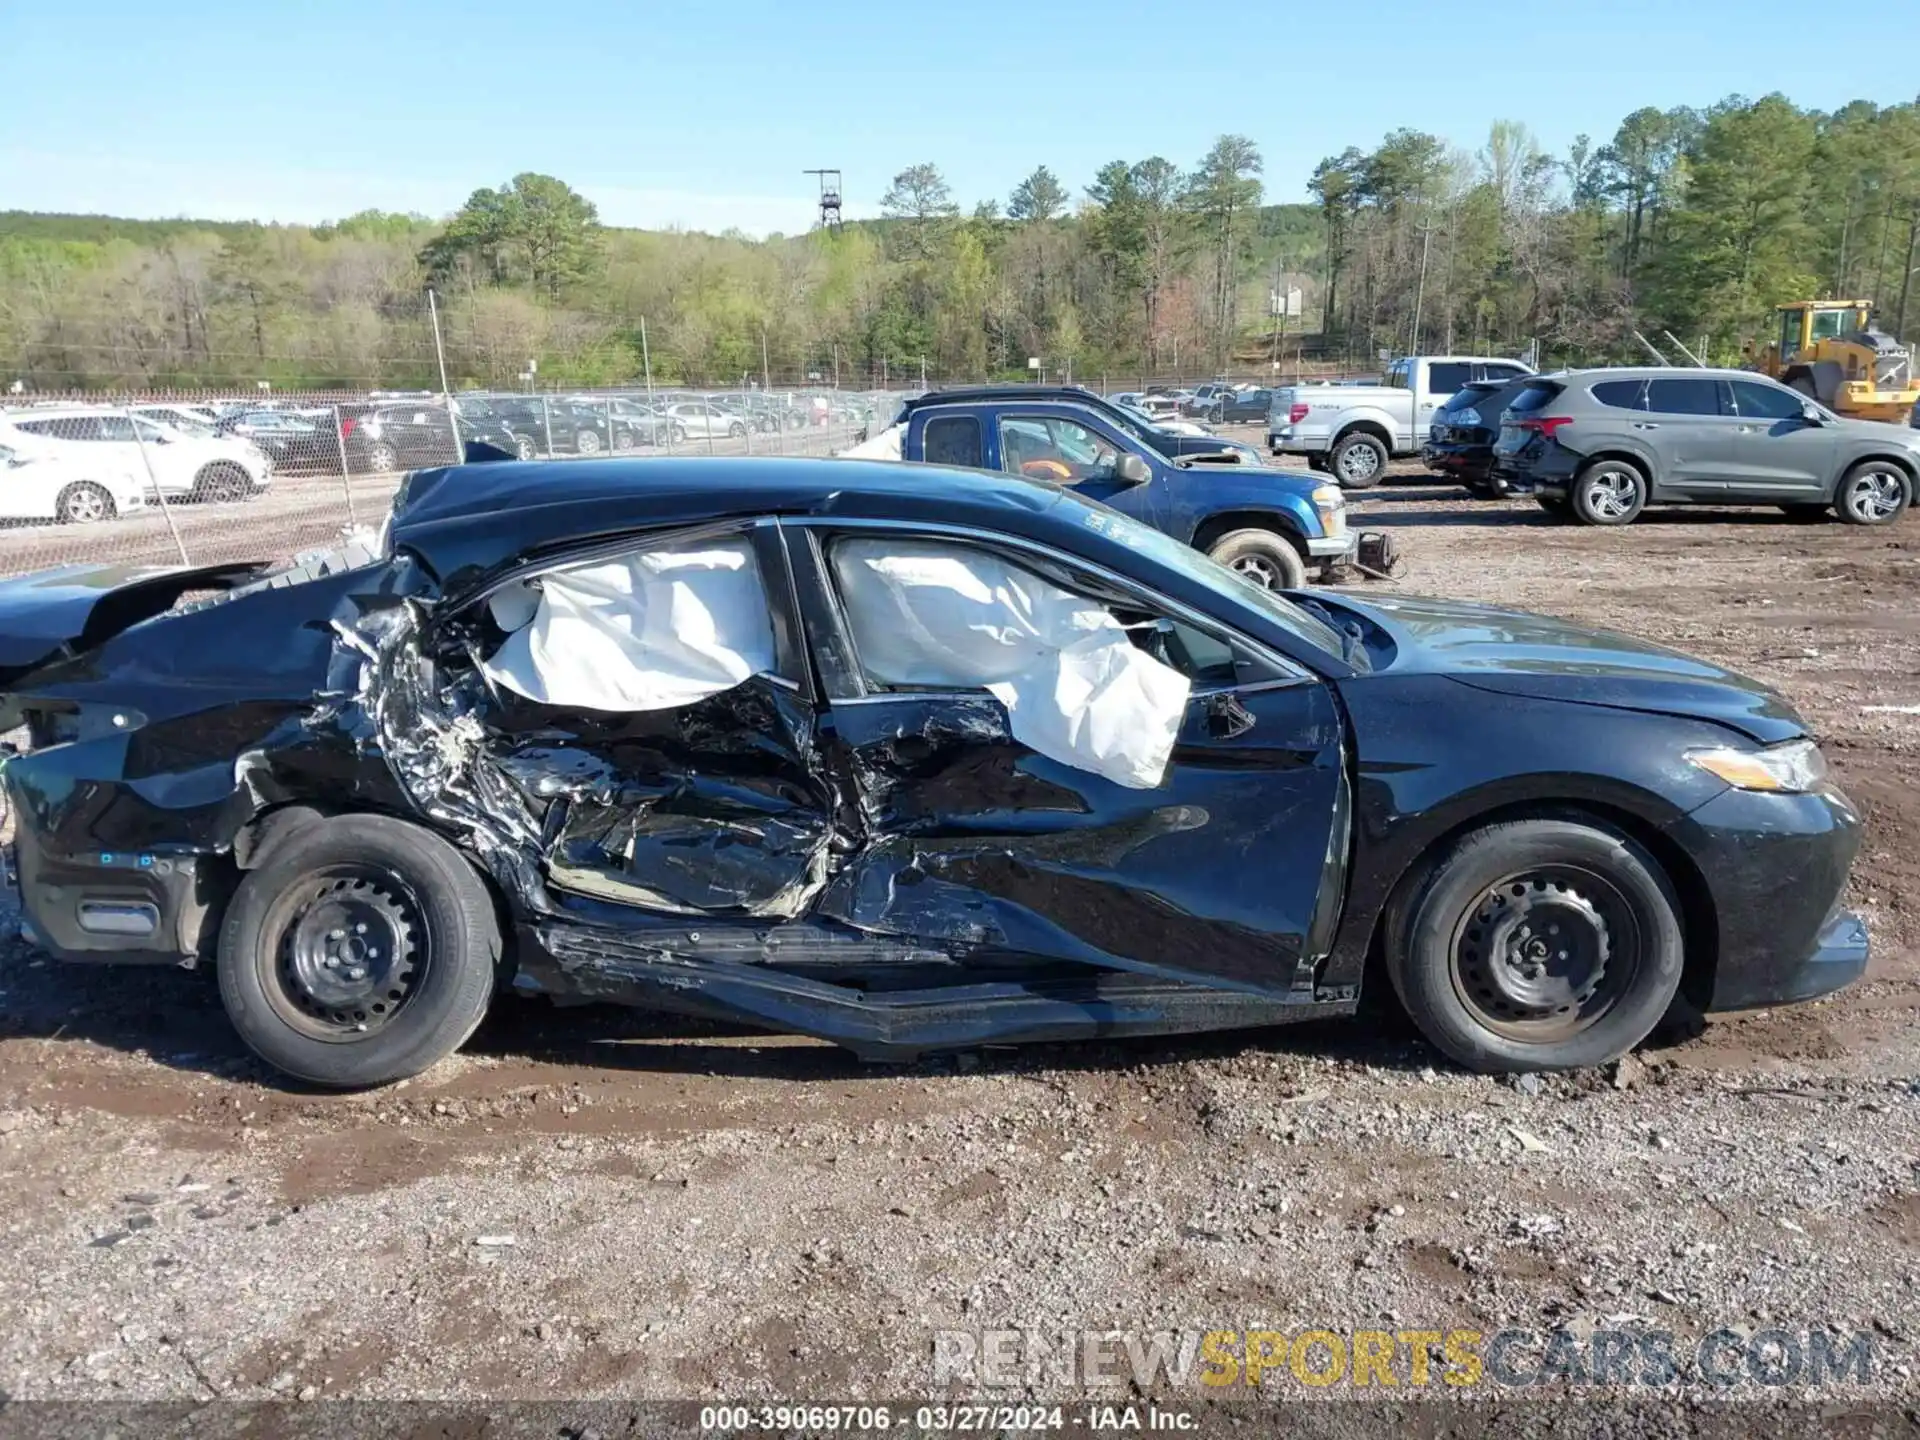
[839,423,904,460]
[483,541,776,711]
[831,539,1191,788]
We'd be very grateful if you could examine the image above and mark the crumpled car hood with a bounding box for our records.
[0,560,268,685]
[1319,590,1805,744]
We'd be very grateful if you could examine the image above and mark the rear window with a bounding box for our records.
[1426,362,1472,394]
[1645,378,1721,416]
[1505,381,1564,415]
[924,414,983,468]
[1590,380,1645,410]
[1439,385,1498,415]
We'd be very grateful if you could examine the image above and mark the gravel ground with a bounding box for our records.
[1,441,1918,1422]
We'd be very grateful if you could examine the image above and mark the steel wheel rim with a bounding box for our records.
[259,868,427,1042]
[67,487,107,523]
[1449,865,1643,1042]
[1845,469,1904,522]
[516,437,537,460]
[1338,444,1381,482]
[368,444,399,473]
[1585,468,1638,518]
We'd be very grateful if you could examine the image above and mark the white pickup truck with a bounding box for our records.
[1267,355,1533,487]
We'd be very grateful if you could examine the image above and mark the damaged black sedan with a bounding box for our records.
[0,457,1868,1086]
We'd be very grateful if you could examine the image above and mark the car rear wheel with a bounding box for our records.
[193,461,249,503]
[1206,528,1307,591]
[613,429,636,452]
[56,481,115,525]
[365,441,400,474]
[514,435,538,461]
[1385,818,1685,1073]
[217,813,500,1088]
[1835,461,1911,526]
[1570,459,1646,525]
[1330,433,1388,489]
[575,428,603,455]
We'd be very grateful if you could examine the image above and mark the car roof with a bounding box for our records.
[1554,367,1777,382]
[389,455,1098,589]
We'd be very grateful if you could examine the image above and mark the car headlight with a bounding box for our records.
[1686,738,1827,793]
[1311,483,1347,535]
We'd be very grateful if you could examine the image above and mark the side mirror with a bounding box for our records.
[1113,453,1152,486]
[1801,403,1825,425]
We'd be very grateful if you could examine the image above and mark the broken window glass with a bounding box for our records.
[481,538,776,712]
[828,537,1191,789]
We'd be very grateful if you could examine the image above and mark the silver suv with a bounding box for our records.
[1492,367,1920,525]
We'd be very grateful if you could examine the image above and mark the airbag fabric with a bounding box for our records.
[831,539,1190,788]
[483,542,776,711]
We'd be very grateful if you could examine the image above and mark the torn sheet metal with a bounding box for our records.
[839,423,904,461]
[482,541,775,712]
[830,538,1190,789]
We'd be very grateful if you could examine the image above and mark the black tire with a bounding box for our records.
[217,813,500,1088]
[365,441,400,474]
[1834,460,1911,526]
[1778,502,1831,523]
[1569,458,1647,526]
[728,421,748,439]
[613,429,636,453]
[514,434,538,462]
[574,427,603,456]
[1384,818,1685,1073]
[56,481,115,525]
[1206,528,1308,591]
[1329,432,1388,489]
[669,424,687,445]
[1305,454,1328,471]
[1464,478,1500,500]
[193,462,249,503]
[1535,495,1570,518]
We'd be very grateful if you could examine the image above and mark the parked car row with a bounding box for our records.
[0,404,274,524]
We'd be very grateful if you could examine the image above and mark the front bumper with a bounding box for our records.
[1306,531,1357,559]
[1669,782,1869,1013]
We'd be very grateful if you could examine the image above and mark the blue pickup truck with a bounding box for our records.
[887,393,1381,589]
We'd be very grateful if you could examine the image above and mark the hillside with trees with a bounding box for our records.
[3,91,1917,392]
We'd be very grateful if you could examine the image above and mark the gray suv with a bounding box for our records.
[1492,367,1920,526]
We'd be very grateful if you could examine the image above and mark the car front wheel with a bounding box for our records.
[217,813,500,1088]
[1385,818,1685,1073]
[1835,461,1911,526]
[57,481,116,525]
[1206,528,1307,591]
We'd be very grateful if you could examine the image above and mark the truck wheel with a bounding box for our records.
[217,813,500,1089]
[1330,433,1387,488]
[1305,454,1328,472]
[1207,529,1307,591]
[1383,818,1685,1073]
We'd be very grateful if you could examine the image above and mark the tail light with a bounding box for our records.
[1517,416,1573,440]
[339,417,357,438]
[1288,403,1309,424]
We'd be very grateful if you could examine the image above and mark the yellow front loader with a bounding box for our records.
[1754,300,1920,424]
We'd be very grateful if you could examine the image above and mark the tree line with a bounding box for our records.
[3,89,1917,393]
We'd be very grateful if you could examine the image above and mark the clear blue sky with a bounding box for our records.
[4,0,1915,234]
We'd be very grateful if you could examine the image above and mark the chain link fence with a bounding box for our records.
[0,387,903,580]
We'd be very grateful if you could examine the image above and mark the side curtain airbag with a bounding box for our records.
[831,539,1190,789]
[483,542,776,712]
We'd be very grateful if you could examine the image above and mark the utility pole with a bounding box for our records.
[640,317,654,404]
[1897,208,1920,343]
[761,325,771,391]
[426,287,451,396]
[1409,216,1433,358]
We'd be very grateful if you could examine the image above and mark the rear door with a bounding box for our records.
[1641,376,1735,495]
[784,520,1349,995]
[1721,379,1839,498]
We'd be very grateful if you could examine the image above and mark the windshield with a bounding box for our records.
[1066,497,1346,660]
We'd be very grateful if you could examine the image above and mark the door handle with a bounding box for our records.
[1631,422,1661,430]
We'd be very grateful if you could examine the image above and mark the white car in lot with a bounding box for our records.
[663,401,753,440]
[0,407,272,504]
[0,439,150,525]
